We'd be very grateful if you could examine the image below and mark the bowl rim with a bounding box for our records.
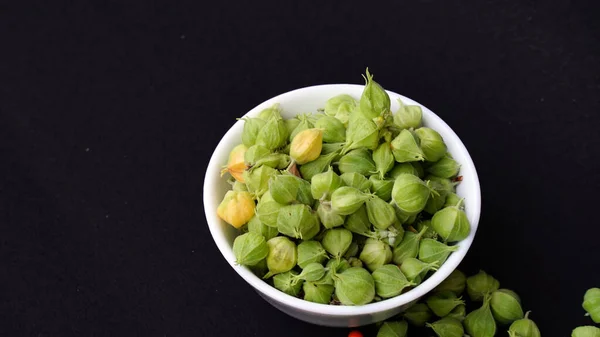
[203,84,481,316]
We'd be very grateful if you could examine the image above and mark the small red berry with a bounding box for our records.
[348,330,363,337]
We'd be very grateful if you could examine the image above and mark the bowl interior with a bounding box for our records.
[203,84,481,316]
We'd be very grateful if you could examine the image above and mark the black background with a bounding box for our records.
[2,1,599,336]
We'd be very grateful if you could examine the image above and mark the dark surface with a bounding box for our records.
[2,1,599,336]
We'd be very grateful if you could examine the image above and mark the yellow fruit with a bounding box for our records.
[290,128,323,165]
[217,190,255,228]
[221,144,247,182]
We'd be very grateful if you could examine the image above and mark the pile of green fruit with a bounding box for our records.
[217,69,471,306]
[373,269,541,337]
[373,273,600,337]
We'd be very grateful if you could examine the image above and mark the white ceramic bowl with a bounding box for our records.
[203,84,481,327]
